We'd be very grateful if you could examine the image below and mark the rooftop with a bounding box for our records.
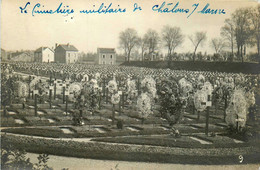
[35,47,54,53]
[98,48,115,53]
[58,44,78,51]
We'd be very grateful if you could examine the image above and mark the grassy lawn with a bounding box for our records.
[2,134,260,164]
[91,134,256,149]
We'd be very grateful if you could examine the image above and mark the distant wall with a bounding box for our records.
[122,61,260,74]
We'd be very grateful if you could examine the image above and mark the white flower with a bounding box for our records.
[198,74,205,83]
[194,90,207,112]
[179,78,193,96]
[137,93,152,118]
[141,76,157,98]
[17,81,29,98]
[90,79,99,89]
[107,80,118,94]
[127,79,137,97]
[202,81,213,95]
[111,93,120,104]
[95,72,100,80]
[225,88,247,128]
[225,104,237,127]
[245,91,255,108]
[29,77,40,89]
[68,82,82,101]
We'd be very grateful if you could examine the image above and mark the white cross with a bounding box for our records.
[33,90,39,95]
[235,118,245,122]
[206,101,212,107]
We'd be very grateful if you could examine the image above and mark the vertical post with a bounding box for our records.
[137,78,140,95]
[8,89,11,105]
[224,96,227,122]
[122,92,125,109]
[103,79,105,98]
[112,104,115,125]
[98,92,101,110]
[49,88,52,109]
[50,73,52,85]
[32,84,36,99]
[106,87,108,104]
[28,76,31,98]
[205,94,211,136]
[3,105,6,117]
[236,114,239,132]
[34,91,38,116]
[65,95,68,115]
[54,79,57,100]
[22,98,26,109]
[192,102,195,115]
[62,85,66,104]
[119,95,122,116]
[205,106,209,136]
[215,102,218,115]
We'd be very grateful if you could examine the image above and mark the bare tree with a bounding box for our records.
[221,18,236,60]
[144,29,160,60]
[119,28,139,62]
[211,38,226,54]
[161,25,184,63]
[250,5,260,62]
[232,7,253,62]
[138,37,148,62]
[189,32,207,62]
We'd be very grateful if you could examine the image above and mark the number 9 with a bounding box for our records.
[239,155,243,163]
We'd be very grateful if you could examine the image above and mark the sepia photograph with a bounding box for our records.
[1,0,260,169]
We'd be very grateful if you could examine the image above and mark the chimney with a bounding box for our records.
[55,43,58,49]
[67,43,70,48]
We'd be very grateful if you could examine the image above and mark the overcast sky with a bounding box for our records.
[1,0,258,54]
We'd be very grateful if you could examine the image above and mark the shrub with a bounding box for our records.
[117,120,124,129]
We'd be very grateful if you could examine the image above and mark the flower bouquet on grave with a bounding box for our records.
[107,79,118,94]
[68,82,83,109]
[141,76,157,110]
[34,80,49,104]
[126,78,138,108]
[136,92,152,125]
[245,90,256,122]
[83,79,100,114]
[193,82,213,115]
[158,78,184,126]
[194,90,207,120]
[16,81,29,109]
[212,85,223,114]
[197,74,205,89]
[107,79,119,124]
[225,88,247,131]
[178,77,193,109]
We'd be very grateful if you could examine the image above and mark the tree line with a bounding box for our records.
[119,5,260,63]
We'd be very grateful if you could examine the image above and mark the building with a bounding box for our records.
[144,52,159,61]
[54,43,79,64]
[34,47,54,63]
[8,51,33,62]
[96,48,116,65]
[1,48,8,61]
